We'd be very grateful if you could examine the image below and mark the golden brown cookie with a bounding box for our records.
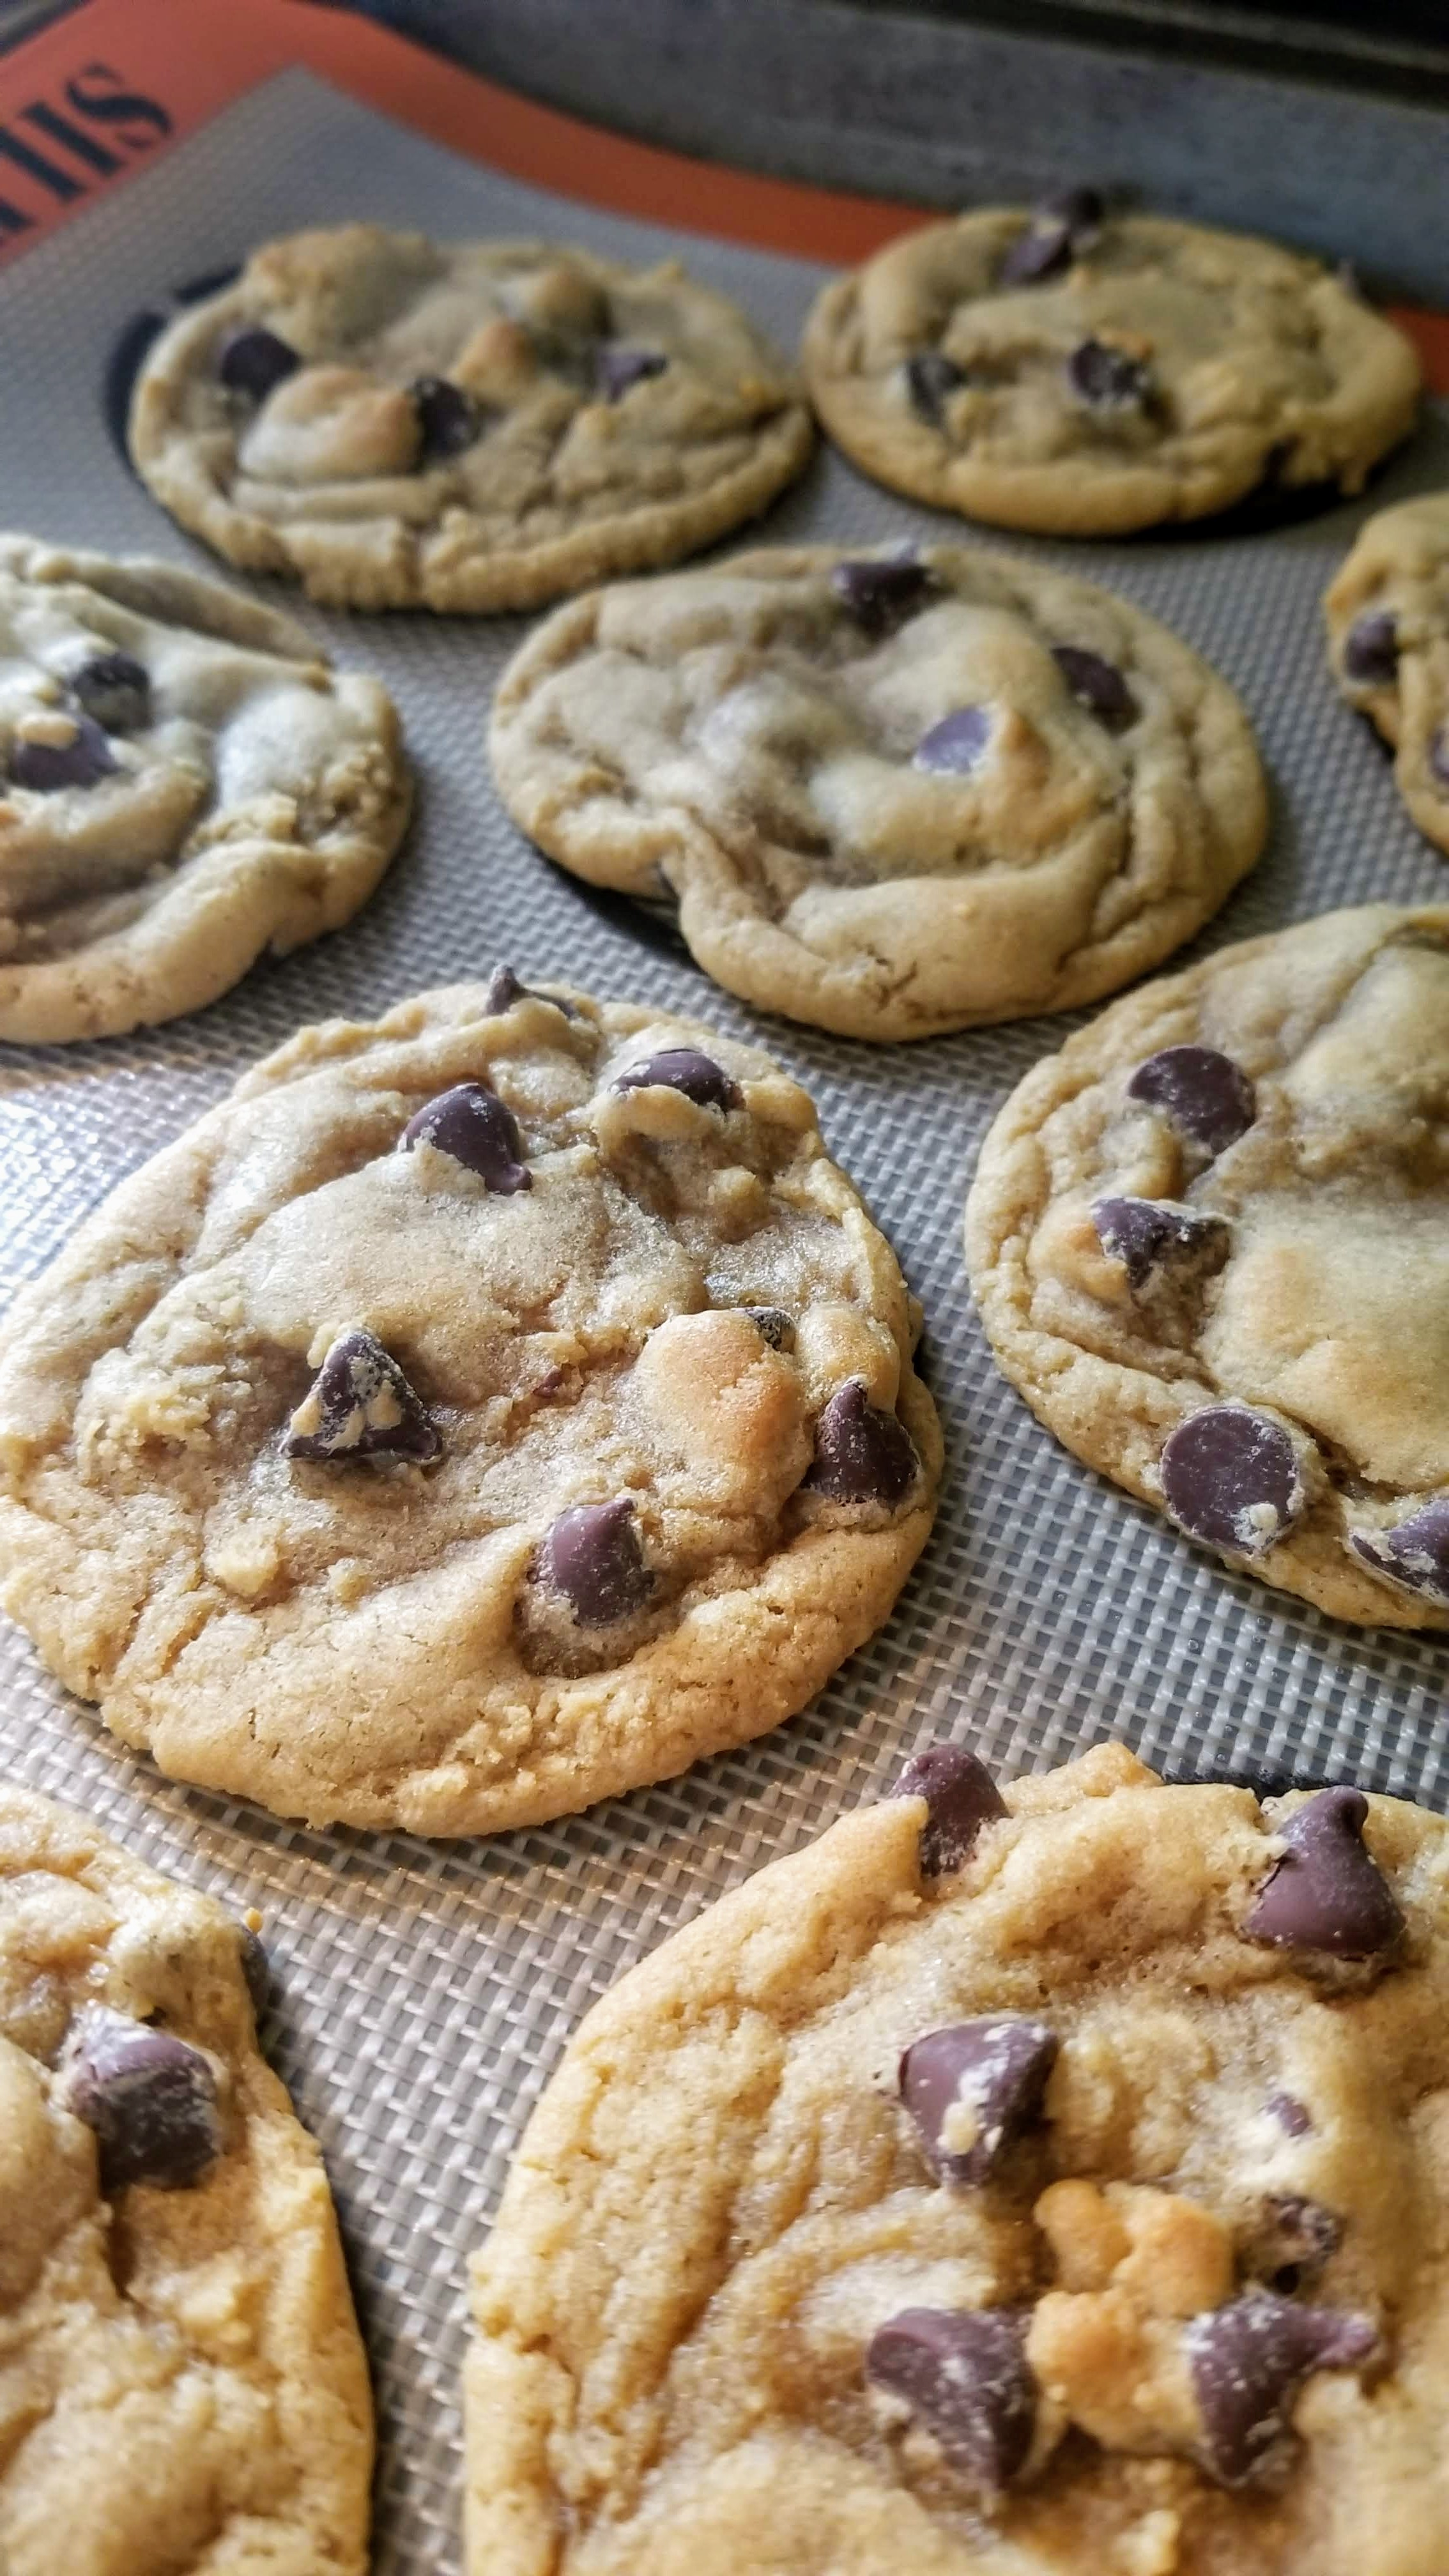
[1325,492,1449,857]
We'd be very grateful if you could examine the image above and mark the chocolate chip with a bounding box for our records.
[611,1048,742,1112]
[914,706,992,776]
[905,349,965,423]
[238,1929,268,2018]
[999,186,1104,287]
[1186,2290,1378,2487]
[900,2018,1058,2185]
[891,1743,1006,1875]
[484,963,579,1019]
[1430,725,1449,792]
[867,2308,1036,2489]
[62,2007,221,2193]
[9,714,118,793]
[1052,643,1136,729]
[538,1498,653,1625]
[597,344,668,401]
[286,1328,441,1463]
[1342,610,1399,686]
[1068,337,1151,408]
[217,323,299,402]
[831,555,935,641]
[1267,2090,1312,2138]
[807,1379,919,1506]
[1092,1195,1230,1293]
[743,1306,796,1350]
[1160,1405,1303,1557]
[1245,1786,1403,1960]
[401,1082,531,1192]
[71,650,150,735]
[1253,2194,1343,2290]
[1126,1045,1257,1157]
[1351,1499,1449,1603]
[410,374,479,460]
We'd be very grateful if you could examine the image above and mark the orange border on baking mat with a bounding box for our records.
[0,0,1445,392]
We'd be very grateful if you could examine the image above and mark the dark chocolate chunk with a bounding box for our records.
[807,1379,919,1506]
[1253,2194,1343,2290]
[217,323,299,403]
[831,555,935,641]
[1052,643,1136,730]
[596,344,668,402]
[743,1306,796,1351]
[286,1328,441,1464]
[483,963,578,1018]
[999,186,1104,287]
[1068,337,1151,409]
[900,2018,1058,2186]
[867,2307,1036,2489]
[891,1743,1006,1876]
[914,706,992,776]
[906,349,965,424]
[1127,1045,1256,1157]
[1160,1405,1303,1557]
[9,713,118,793]
[1245,1786,1403,1961]
[611,1048,742,1112]
[1186,2290,1378,2488]
[539,1498,653,1626]
[238,1929,268,2018]
[63,2006,222,2193]
[1430,725,1449,792]
[1091,1195,1229,1294]
[1351,1499,1449,1604]
[71,649,150,735]
[1266,2090,1312,2138]
[1342,610,1399,686]
[410,374,479,460]
[401,1081,531,1193]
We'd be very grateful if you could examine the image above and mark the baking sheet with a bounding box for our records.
[3,64,1449,2567]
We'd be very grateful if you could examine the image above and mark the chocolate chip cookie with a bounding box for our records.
[804,197,1420,537]
[467,1737,1445,2574]
[1326,493,1449,857]
[489,543,1267,1041]
[128,224,813,611]
[0,972,939,1833]
[0,531,410,1042]
[0,1783,371,2572]
[967,902,1449,1625]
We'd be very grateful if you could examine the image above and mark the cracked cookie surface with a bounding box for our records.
[0,531,409,1041]
[128,224,813,611]
[0,1783,371,2575]
[466,1741,1449,2575]
[966,903,1449,1626]
[0,974,939,1834]
[1325,493,1449,858]
[803,203,1419,537]
[489,543,1266,1041]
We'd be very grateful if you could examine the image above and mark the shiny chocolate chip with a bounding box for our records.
[831,555,935,641]
[1186,2291,1378,2488]
[401,1082,531,1192]
[410,374,479,460]
[1245,1786,1403,1961]
[1068,337,1151,408]
[891,1743,1006,1876]
[63,2007,221,2193]
[1351,1499,1449,1604]
[1342,610,1399,686]
[1126,1045,1256,1158]
[71,650,150,735]
[807,1379,919,1506]
[999,185,1104,287]
[597,344,668,401]
[286,1328,441,1464]
[1160,1405,1302,1557]
[743,1305,796,1350]
[914,706,992,776]
[1052,643,1135,729]
[867,2307,1036,2489]
[1254,2194,1343,2290]
[9,714,118,793]
[1266,2090,1312,2138]
[612,1048,742,1112]
[217,323,299,402]
[238,1929,268,2018]
[900,2018,1058,2186]
[539,1498,653,1626]
[906,349,965,423]
[1091,1195,1229,1294]
[1430,725,1449,792]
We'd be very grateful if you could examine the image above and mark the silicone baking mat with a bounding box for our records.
[2,51,1449,2571]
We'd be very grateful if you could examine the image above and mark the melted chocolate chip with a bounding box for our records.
[1160,1405,1303,1557]
[1091,1195,1230,1294]
[831,555,935,641]
[1068,338,1151,408]
[743,1306,796,1351]
[807,1379,919,1506]
[9,714,118,793]
[999,186,1104,287]
[1245,1786,1404,1961]
[597,344,668,401]
[914,706,992,776]
[1267,2090,1312,2138]
[238,1929,268,2018]
[217,323,299,402]
[867,2307,1036,2489]
[1052,644,1135,729]
[286,1328,441,1464]
[1342,610,1399,686]
[905,349,965,423]
[612,1048,742,1112]
[1254,2194,1343,2290]
[63,2007,221,2193]
[401,1082,531,1192]
[1127,1045,1257,1158]
[1430,725,1449,792]
[410,374,479,460]
[1186,2291,1378,2488]
[1351,1499,1449,1603]
[71,650,150,735]
[891,1744,1006,1876]
[539,1498,653,1626]
[484,963,579,1019]
[900,2018,1058,2185]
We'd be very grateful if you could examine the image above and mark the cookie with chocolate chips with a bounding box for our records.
[489,542,1266,1040]
[803,199,1419,537]
[0,531,409,1042]
[0,1783,371,2570]
[1326,492,1449,859]
[0,974,939,1832]
[467,1740,1446,2575]
[967,902,1449,1626]
[128,223,812,611]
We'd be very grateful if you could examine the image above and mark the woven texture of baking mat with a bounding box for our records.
[3,63,1449,2567]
